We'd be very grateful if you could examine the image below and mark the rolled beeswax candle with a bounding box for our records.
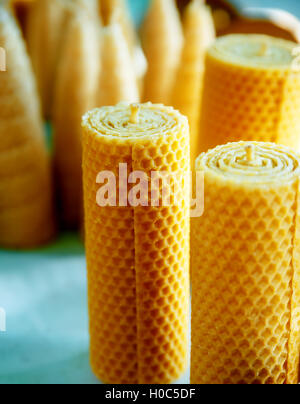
[172,0,215,166]
[141,0,183,104]
[0,7,55,247]
[82,103,190,384]
[191,141,300,384]
[198,34,300,153]
[53,6,100,228]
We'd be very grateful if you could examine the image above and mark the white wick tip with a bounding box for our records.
[245,144,255,162]
[129,104,140,124]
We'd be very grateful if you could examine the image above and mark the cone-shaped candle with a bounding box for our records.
[97,23,139,107]
[0,7,54,247]
[198,35,300,153]
[73,0,100,17]
[82,103,190,384]
[108,2,147,96]
[191,141,300,384]
[99,0,137,52]
[26,0,68,118]
[98,0,113,24]
[172,0,215,166]
[53,7,100,229]
[141,0,183,104]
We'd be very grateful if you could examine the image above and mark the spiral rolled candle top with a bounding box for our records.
[83,102,187,143]
[209,34,295,68]
[192,141,300,384]
[197,141,300,185]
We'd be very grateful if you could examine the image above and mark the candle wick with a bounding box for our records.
[258,43,268,57]
[245,145,255,163]
[130,104,140,124]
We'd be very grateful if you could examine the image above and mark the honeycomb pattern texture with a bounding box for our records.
[82,103,190,384]
[172,0,215,167]
[191,141,300,384]
[198,35,300,153]
[96,22,139,107]
[141,0,183,105]
[53,5,100,228]
[0,7,55,248]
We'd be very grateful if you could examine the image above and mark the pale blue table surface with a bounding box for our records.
[0,0,299,385]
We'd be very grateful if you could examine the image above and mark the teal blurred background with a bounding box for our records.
[0,0,300,385]
[128,0,300,23]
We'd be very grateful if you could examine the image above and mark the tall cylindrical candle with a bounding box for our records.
[191,141,300,384]
[82,103,190,384]
[198,34,300,153]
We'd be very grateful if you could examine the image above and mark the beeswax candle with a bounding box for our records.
[72,0,100,17]
[198,34,300,153]
[141,0,183,104]
[82,103,190,384]
[172,0,215,166]
[191,141,300,384]
[99,0,137,53]
[0,7,54,247]
[98,0,147,95]
[53,6,100,228]
[97,22,139,107]
[26,0,67,118]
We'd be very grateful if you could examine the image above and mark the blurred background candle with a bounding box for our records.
[141,0,183,104]
[172,0,215,166]
[0,6,55,248]
[191,141,300,384]
[26,0,68,118]
[198,34,300,153]
[96,21,140,107]
[53,4,100,229]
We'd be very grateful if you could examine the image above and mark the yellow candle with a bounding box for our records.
[191,141,300,384]
[99,0,137,53]
[26,0,68,118]
[99,1,147,99]
[172,0,215,166]
[72,0,100,16]
[96,22,140,107]
[82,103,190,384]
[0,7,54,247]
[141,0,183,104]
[53,6,100,228]
[198,34,300,153]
